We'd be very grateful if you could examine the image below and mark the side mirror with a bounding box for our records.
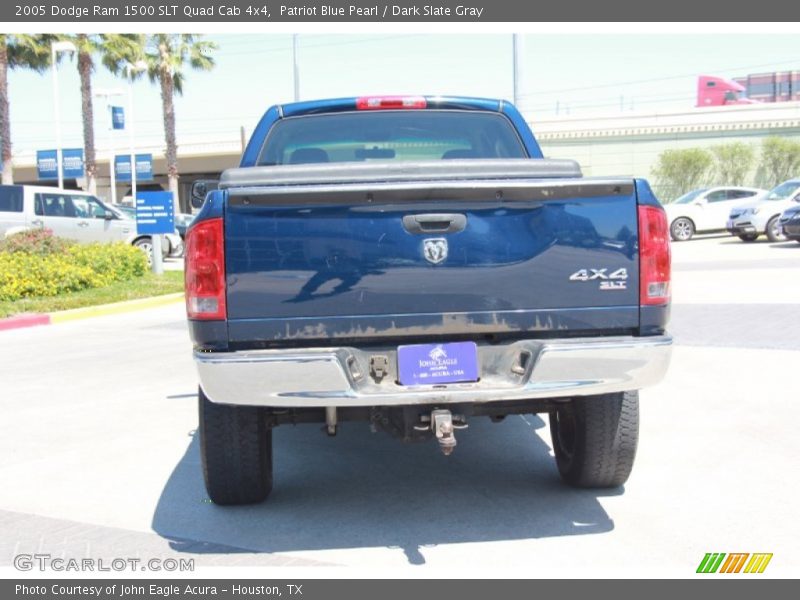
[104,211,115,220]
[191,179,219,209]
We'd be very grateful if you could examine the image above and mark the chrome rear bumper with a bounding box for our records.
[195,335,672,408]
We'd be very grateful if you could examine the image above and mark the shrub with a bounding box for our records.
[710,143,755,186]
[0,233,148,302]
[67,243,147,285]
[0,253,97,301]
[0,228,72,255]
[651,148,713,203]
[757,137,800,188]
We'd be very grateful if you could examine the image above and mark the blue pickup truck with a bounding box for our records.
[185,95,672,505]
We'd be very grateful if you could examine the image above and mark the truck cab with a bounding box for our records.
[696,75,760,107]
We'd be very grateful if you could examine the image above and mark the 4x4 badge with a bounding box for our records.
[423,238,448,264]
[569,267,628,290]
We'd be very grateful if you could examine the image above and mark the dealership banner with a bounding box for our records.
[36,148,84,180]
[114,154,154,182]
[111,106,125,130]
[2,0,791,21]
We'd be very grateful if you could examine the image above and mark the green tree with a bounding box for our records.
[710,142,755,186]
[147,34,216,212]
[0,35,55,184]
[651,148,713,202]
[758,137,800,188]
[53,34,100,194]
[59,34,143,196]
[106,34,216,212]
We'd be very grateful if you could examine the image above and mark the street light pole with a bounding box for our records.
[125,63,139,209]
[107,103,117,205]
[51,41,76,189]
[125,61,162,275]
[292,34,300,102]
[93,88,124,205]
[512,34,524,109]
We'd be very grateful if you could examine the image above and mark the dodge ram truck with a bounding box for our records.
[185,95,672,505]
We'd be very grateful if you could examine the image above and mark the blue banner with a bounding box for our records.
[36,148,84,180]
[62,148,84,178]
[36,150,58,180]
[114,153,153,182]
[135,191,175,235]
[111,106,125,130]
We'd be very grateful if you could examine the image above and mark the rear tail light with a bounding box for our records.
[638,205,671,305]
[356,96,427,110]
[185,217,226,320]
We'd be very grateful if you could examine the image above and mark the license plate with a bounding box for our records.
[397,341,478,386]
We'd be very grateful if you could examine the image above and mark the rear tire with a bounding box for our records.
[738,234,759,242]
[549,391,639,488]
[670,217,694,241]
[199,387,273,505]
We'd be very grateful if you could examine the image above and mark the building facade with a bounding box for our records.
[535,101,800,200]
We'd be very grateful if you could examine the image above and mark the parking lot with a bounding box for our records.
[1,234,798,576]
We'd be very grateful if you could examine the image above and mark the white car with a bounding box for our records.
[727,178,800,242]
[0,184,182,260]
[665,186,765,241]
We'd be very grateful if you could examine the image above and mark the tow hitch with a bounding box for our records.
[415,409,467,456]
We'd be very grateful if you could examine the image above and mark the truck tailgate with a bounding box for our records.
[221,161,640,343]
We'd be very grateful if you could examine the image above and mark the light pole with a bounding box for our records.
[125,61,162,275]
[292,34,300,102]
[93,88,124,205]
[51,40,77,189]
[124,61,147,206]
[512,34,525,109]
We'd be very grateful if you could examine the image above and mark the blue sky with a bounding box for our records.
[5,33,799,155]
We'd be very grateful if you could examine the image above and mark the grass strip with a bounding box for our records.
[0,271,184,318]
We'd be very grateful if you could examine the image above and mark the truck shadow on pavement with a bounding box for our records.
[152,413,619,565]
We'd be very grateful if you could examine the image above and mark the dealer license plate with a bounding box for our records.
[397,341,478,386]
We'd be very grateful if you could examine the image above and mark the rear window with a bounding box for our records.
[257,110,527,166]
[0,186,23,213]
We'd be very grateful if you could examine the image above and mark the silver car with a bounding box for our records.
[0,184,182,258]
[727,179,800,242]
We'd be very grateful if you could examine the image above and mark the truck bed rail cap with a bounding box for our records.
[220,158,583,189]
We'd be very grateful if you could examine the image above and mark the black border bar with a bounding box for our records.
[3,1,795,22]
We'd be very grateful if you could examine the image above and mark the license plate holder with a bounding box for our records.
[397,341,478,386]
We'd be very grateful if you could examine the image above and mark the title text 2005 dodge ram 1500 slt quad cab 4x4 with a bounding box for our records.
[185,95,672,505]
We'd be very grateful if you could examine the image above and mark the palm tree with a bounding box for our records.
[145,35,216,212]
[55,34,100,194]
[0,35,54,184]
[103,34,216,213]
[60,34,143,195]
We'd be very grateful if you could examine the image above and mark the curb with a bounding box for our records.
[0,313,51,332]
[0,293,185,332]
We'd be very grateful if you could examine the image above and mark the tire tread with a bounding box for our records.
[199,388,272,505]
[551,391,639,488]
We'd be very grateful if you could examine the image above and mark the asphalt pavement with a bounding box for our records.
[0,234,798,576]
